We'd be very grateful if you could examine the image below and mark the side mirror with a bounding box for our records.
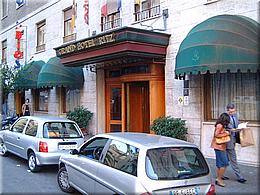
[70,149,79,155]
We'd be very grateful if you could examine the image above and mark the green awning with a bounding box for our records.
[175,15,260,77]
[37,57,84,89]
[14,60,45,90]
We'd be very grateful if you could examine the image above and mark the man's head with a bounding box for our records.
[227,103,236,116]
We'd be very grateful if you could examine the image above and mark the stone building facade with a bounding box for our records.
[1,0,259,166]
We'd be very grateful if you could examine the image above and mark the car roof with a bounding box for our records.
[95,132,197,149]
[19,116,73,123]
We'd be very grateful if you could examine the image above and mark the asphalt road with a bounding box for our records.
[0,153,259,194]
[0,153,80,195]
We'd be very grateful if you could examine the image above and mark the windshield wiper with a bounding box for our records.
[177,171,193,179]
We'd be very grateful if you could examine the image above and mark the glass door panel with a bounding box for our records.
[107,85,122,132]
[110,88,121,120]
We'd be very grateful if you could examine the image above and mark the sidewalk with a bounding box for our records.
[206,158,259,195]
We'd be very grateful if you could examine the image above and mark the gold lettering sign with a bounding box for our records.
[57,33,116,56]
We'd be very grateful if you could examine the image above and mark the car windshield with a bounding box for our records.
[146,147,209,180]
[43,122,82,139]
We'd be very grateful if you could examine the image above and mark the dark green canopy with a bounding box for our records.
[175,15,260,77]
[37,57,84,89]
[14,60,45,90]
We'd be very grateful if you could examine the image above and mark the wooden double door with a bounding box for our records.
[106,81,150,133]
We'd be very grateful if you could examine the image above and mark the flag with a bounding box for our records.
[117,0,121,11]
[83,0,89,25]
[71,0,76,30]
[135,0,141,5]
[101,0,107,16]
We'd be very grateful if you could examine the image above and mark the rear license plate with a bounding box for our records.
[170,186,200,195]
[59,144,77,150]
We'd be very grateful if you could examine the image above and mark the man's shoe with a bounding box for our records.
[221,176,229,180]
[237,178,247,183]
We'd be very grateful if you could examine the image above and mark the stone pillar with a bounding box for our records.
[96,69,105,134]
[80,68,97,136]
[48,87,60,115]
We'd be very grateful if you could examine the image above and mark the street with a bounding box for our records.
[0,153,80,194]
[0,154,259,194]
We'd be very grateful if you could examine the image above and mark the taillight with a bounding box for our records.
[206,184,216,195]
[39,141,48,152]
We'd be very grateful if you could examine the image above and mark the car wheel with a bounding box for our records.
[28,152,40,172]
[0,141,8,157]
[57,166,74,193]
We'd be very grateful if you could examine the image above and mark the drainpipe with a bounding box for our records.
[152,9,169,31]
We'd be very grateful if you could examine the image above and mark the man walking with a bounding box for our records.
[225,103,247,183]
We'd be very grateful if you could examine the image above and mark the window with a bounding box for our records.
[43,122,82,139]
[61,87,80,113]
[11,118,28,133]
[101,12,121,31]
[79,137,108,160]
[25,120,38,136]
[1,0,8,18]
[35,89,49,112]
[134,0,160,22]
[204,72,260,121]
[63,7,76,43]
[1,39,7,64]
[108,65,150,78]
[36,20,46,52]
[146,147,209,180]
[104,140,139,176]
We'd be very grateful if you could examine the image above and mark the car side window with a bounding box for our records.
[11,118,28,133]
[103,140,139,177]
[25,120,38,136]
[79,137,108,160]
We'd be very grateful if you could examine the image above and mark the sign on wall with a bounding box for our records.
[178,96,184,106]
[16,0,25,9]
[14,27,24,59]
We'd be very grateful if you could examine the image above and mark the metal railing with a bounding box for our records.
[63,33,76,43]
[101,18,122,32]
[134,5,161,22]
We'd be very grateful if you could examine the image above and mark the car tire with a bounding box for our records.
[28,152,40,172]
[0,140,8,157]
[57,166,74,193]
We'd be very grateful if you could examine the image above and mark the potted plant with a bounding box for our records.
[151,116,188,141]
[66,106,93,135]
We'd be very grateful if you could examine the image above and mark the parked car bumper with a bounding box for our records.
[35,151,70,165]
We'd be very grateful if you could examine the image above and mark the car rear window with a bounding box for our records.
[43,122,82,139]
[146,147,209,180]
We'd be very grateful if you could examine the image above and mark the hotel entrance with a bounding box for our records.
[106,80,150,133]
[126,82,150,133]
[55,27,170,134]
[105,63,164,133]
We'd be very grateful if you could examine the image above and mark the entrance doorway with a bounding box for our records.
[125,82,150,133]
[15,91,25,117]
[106,81,150,133]
[105,63,165,134]
[107,84,122,132]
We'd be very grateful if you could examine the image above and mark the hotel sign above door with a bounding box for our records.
[56,33,116,56]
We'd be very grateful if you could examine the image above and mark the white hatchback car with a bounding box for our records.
[57,133,215,194]
[0,116,85,172]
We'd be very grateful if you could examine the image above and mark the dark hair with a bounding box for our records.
[215,113,230,128]
[226,103,235,110]
[26,98,29,102]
